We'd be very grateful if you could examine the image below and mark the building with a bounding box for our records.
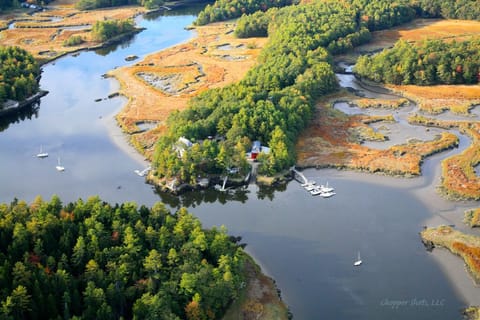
[250,140,270,160]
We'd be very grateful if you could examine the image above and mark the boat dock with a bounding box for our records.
[291,167,336,198]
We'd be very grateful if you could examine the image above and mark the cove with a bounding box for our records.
[0,7,473,320]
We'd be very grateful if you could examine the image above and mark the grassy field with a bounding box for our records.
[356,19,480,52]
[388,85,480,114]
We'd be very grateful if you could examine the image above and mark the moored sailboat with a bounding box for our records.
[56,157,65,171]
[354,251,362,266]
[36,145,48,158]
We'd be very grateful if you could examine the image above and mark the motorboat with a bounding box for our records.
[304,183,316,191]
[301,180,315,187]
[319,191,336,198]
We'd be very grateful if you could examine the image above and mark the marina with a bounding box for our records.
[293,167,337,197]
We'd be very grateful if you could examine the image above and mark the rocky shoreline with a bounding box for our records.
[0,90,49,117]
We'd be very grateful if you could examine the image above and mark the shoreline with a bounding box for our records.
[420,225,480,308]
[0,90,49,116]
[102,104,150,167]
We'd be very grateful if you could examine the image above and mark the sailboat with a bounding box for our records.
[354,251,362,266]
[319,181,334,193]
[36,145,48,158]
[55,157,65,171]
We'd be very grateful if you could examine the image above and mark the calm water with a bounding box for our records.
[0,8,475,319]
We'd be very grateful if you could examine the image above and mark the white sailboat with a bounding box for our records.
[319,181,334,193]
[36,145,48,158]
[56,157,65,171]
[354,251,362,266]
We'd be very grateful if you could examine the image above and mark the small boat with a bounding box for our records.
[304,183,316,191]
[319,181,334,193]
[301,180,315,187]
[310,187,323,196]
[134,166,151,177]
[56,157,65,172]
[354,251,362,266]
[319,191,336,198]
[36,145,48,158]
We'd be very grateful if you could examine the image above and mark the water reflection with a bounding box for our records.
[0,102,39,132]
[257,183,287,200]
[154,181,291,209]
[94,33,138,56]
[155,186,251,208]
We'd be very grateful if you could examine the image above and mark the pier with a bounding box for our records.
[291,167,310,185]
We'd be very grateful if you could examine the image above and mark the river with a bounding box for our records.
[1,7,479,320]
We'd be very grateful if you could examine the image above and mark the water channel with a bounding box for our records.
[1,6,479,320]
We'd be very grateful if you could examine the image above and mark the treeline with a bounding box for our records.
[91,19,135,42]
[75,0,163,11]
[0,46,40,104]
[194,0,295,26]
[0,196,245,319]
[412,0,480,20]
[354,39,480,85]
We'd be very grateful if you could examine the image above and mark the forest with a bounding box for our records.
[412,0,480,20]
[194,0,295,26]
[354,39,480,85]
[0,46,40,104]
[0,196,245,319]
